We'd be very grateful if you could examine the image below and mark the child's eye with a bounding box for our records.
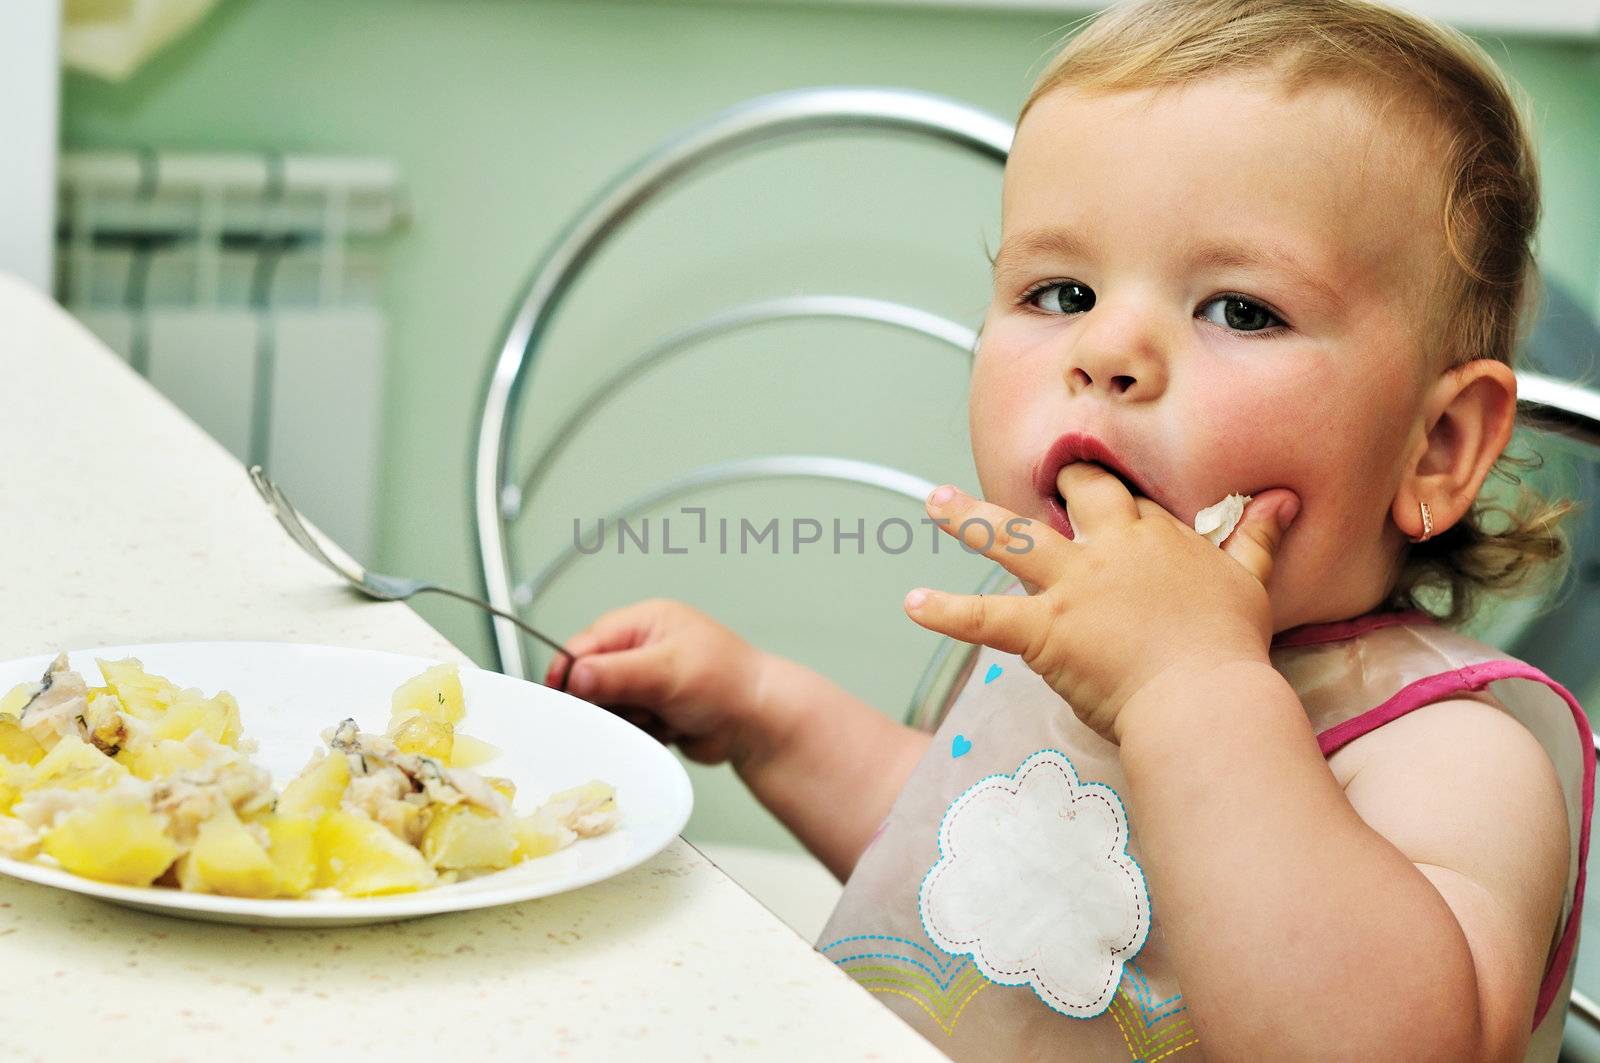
[1017,280,1095,315]
[1017,283,1289,338]
[1197,294,1287,336]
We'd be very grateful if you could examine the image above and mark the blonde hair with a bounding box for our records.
[1017,0,1579,627]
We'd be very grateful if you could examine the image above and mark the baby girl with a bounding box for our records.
[547,0,1593,1058]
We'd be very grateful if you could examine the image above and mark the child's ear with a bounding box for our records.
[1394,358,1518,539]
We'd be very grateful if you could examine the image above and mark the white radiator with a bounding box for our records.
[56,150,405,561]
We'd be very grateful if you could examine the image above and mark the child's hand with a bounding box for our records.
[905,463,1300,744]
[543,598,774,767]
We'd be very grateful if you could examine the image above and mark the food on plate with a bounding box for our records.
[0,655,617,898]
[384,662,501,768]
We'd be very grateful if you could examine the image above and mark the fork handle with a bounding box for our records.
[416,585,576,690]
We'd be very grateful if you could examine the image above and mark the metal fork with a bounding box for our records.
[247,465,576,693]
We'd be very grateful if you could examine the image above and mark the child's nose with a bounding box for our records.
[1060,316,1168,400]
[1067,365,1140,396]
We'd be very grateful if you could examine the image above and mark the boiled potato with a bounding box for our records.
[421,805,517,871]
[276,750,350,818]
[513,809,576,860]
[448,733,500,769]
[0,762,30,815]
[30,735,127,791]
[42,798,178,886]
[0,720,46,766]
[315,810,435,896]
[95,658,178,720]
[117,737,208,781]
[0,682,37,719]
[177,807,279,897]
[390,715,453,761]
[262,814,317,897]
[176,809,316,898]
[389,663,464,727]
[150,691,242,747]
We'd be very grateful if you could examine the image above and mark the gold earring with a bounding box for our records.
[1408,500,1433,543]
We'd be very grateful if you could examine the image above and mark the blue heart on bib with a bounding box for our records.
[984,664,1003,684]
[951,734,972,758]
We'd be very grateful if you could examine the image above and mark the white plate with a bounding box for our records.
[0,642,693,927]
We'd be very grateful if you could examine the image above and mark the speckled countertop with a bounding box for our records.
[0,274,939,1062]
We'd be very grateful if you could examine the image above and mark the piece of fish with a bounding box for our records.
[151,760,275,846]
[19,653,90,747]
[321,719,510,818]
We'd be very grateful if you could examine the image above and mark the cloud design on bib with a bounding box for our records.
[918,748,1150,1018]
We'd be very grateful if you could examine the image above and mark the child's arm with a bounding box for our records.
[903,472,1569,1057]
[1116,660,1569,1062]
[549,597,931,883]
[736,650,933,882]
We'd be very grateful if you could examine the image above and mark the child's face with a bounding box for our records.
[972,73,1446,631]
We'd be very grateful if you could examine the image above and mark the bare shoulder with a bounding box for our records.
[1328,693,1572,1050]
[1328,692,1569,876]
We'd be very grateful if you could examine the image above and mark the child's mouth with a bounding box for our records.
[1043,492,1075,540]
[1031,431,1155,539]
[1043,475,1254,548]
[1041,464,1146,541]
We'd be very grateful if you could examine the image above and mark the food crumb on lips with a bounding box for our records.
[1043,473,1251,547]
[1194,493,1251,546]
[1031,436,1250,546]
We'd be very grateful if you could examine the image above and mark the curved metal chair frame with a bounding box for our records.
[473,86,1012,683]
[470,85,1600,1032]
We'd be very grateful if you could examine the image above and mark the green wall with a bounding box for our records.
[62,0,1600,857]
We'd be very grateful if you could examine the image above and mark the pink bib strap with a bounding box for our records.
[1271,608,1436,649]
[1315,660,1596,1031]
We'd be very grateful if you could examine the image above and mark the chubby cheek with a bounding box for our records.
[1185,384,1308,497]
[1195,359,1398,506]
[969,335,1051,510]
[1188,371,1373,607]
